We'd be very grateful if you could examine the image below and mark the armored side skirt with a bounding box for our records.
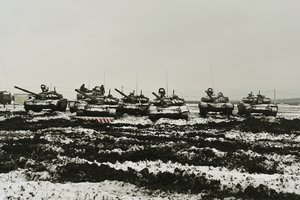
[237,103,278,116]
[117,103,150,116]
[70,102,119,117]
[24,99,68,112]
[148,105,189,120]
[199,102,234,116]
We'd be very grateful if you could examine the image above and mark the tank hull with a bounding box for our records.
[24,98,68,112]
[148,105,189,120]
[117,103,150,116]
[199,102,234,117]
[71,101,119,117]
[238,103,278,116]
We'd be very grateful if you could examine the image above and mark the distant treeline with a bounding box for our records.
[186,100,240,104]
[275,98,300,105]
[186,98,300,105]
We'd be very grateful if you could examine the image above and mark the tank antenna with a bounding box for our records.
[103,68,106,87]
[210,65,215,91]
[136,72,138,94]
[166,69,169,96]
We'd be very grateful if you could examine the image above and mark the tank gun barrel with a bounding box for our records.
[115,88,129,99]
[75,89,97,101]
[205,90,214,100]
[152,92,160,99]
[14,86,41,98]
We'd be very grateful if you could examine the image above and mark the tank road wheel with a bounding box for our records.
[237,105,247,116]
[266,111,277,117]
[32,108,42,112]
[115,110,124,119]
[149,115,158,121]
[181,112,189,120]
[56,100,68,112]
[223,109,233,117]
[69,106,76,113]
[239,110,250,117]
[24,106,31,112]
[68,101,78,113]
[271,112,277,117]
[238,110,244,116]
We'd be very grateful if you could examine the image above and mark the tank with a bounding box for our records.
[72,88,120,117]
[69,84,107,113]
[199,88,234,117]
[148,88,189,120]
[115,89,150,116]
[237,91,278,116]
[14,85,68,112]
[0,91,12,106]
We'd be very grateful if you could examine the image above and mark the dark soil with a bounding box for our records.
[0,111,299,198]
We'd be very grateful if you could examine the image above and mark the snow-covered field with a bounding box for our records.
[0,104,299,199]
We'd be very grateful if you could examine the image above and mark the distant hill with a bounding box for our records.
[275,98,300,105]
[186,100,241,104]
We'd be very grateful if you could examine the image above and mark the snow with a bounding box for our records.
[1,103,300,198]
[104,160,300,195]
[52,155,300,196]
[0,170,203,200]
[112,115,152,126]
[28,112,71,122]
[224,131,300,143]
[0,105,24,112]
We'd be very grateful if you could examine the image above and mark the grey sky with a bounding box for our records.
[0,0,299,100]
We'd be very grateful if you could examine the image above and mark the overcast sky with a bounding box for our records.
[0,0,299,100]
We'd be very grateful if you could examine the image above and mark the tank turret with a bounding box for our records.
[71,87,120,117]
[199,88,233,117]
[152,88,166,99]
[114,88,150,116]
[75,88,119,105]
[115,88,149,104]
[75,89,98,103]
[152,88,185,106]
